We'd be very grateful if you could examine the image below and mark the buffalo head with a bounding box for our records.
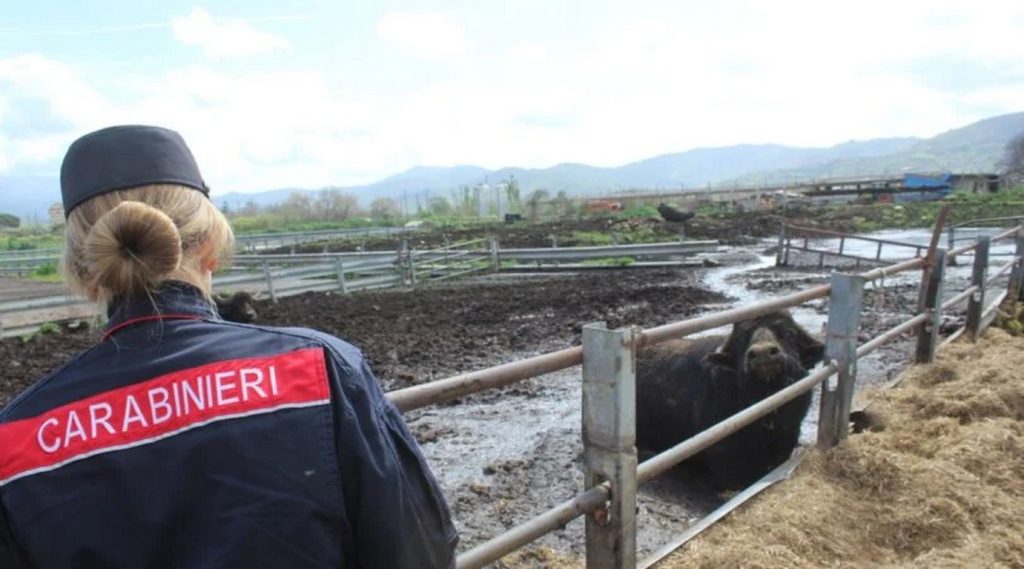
[704,311,824,385]
[214,291,259,324]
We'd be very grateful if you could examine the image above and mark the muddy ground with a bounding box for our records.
[0,241,990,562]
[0,268,732,558]
[0,269,721,405]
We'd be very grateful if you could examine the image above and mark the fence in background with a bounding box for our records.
[379,224,1023,568]
[947,216,1024,265]
[234,226,409,252]
[0,239,716,337]
[776,224,929,268]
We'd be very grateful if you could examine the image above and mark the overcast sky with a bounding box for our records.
[1,0,1022,195]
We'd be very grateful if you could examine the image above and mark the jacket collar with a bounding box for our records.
[106,281,220,332]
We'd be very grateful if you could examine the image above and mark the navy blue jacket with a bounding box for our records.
[0,282,457,568]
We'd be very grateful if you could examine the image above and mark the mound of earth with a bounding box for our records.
[259,269,725,389]
[660,329,1024,568]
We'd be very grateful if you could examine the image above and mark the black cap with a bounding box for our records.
[60,125,210,218]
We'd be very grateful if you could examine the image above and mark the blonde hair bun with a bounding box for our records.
[84,201,183,297]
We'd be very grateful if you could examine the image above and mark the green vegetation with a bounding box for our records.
[0,232,61,251]
[21,321,61,343]
[843,187,1024,232]
[28,263,62,282]
[581,256,636,267]
[229,215,376,234]
[0,213,20,229]
[570,231,615,246]
[610,204,660,220]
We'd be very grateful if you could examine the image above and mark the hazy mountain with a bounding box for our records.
[731,112,1024,184]
[3,112,1022,221]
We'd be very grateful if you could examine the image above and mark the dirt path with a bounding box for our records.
[661,328,1024,568]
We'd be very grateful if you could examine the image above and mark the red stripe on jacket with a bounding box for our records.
[0,347,329,485]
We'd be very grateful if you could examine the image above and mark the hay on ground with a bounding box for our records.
[660,328,1024,569]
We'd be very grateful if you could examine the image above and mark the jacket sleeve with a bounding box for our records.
[322,342,458,569]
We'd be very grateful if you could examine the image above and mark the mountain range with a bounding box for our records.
[2,111,1022,221]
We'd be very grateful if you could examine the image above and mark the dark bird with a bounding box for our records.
[657,203,695,223]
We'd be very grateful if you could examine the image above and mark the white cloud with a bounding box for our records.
[375,11,469,61]
[172,7,290,59]
[0,54,111,172]
[3,1,1023,195]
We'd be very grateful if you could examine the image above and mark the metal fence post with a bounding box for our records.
[1007,230,1024,309]
[409,249,418,286]
[334,257,348,294]
[582,323,638,569]
[262,260,277,304]
[965,236,990,342]
[489,237,500,273]
[817,273,865,448]
[775,224,787,266]
[915,249,946,363]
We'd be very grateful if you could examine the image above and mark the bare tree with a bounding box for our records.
[428,196,453,217]
[278,192,313,221]
[315,188,360,221]
[1002,132,1024,187]
[369,197,401,221]
[525,189,550,220]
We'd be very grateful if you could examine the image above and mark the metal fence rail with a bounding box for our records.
[235,226,410,252]
[777,224,928,268]
[382,224,1023,569]
[0,239,716,337]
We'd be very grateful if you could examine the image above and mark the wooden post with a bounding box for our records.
[915,249,946,363]
[335,257,348,294]
[1007,230,1024,309]
[818,273,865,448]
[262,260,277,304]
[966,237,990,342]
[582,323,638,569]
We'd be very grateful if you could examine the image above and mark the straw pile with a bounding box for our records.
[660,328,1024,568]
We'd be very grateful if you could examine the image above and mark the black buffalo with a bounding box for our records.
[636,311,824,489]
[213,291,259,323]
[657,203,695,223]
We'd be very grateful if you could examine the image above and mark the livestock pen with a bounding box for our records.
[381,224,1024,568]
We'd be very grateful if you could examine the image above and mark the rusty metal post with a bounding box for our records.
[1007,230,1024,308]
[262,260,277,304]
[334,257,348,294]
[966,237,990,342]
[947,227,958,265]
[915,249,946,363]
[817,273,864,448]
[582,323,638,569]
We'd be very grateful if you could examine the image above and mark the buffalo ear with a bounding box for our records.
[799,339,825,369]
[703,351,734,368]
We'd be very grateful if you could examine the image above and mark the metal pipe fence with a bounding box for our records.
[381,224,1024,568]
[0,240,715,338]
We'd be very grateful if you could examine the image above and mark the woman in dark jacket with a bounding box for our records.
[0,125,457,568]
